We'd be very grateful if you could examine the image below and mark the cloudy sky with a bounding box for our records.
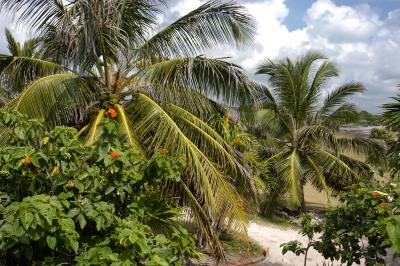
[0,0,399,112]
[163,0,400,113]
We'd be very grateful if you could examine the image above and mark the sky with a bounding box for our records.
[0,0,399,113]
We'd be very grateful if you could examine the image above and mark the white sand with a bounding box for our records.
[247,221,349,266]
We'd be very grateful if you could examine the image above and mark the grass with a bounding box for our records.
[253,214,295,229]
[220,232,264,257]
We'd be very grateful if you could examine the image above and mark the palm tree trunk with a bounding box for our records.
[261,187,281,217]
[300,181,306,213]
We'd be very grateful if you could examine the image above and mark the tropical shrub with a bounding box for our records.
[0,111,199,265]
[281,178,400,265]
[370,128,395,142]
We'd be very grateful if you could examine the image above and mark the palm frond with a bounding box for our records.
[0,55,64,93]
[0,0,65,28]
[304,155,328,193]
[169,104,256,200]
[115,104,144,154]
[5,28,20,56]
[318,82,365,116]
[84,109,105,145]
[322,103,359,128]
[137,0,255,62]
[334,137,385,166]
[134,56,259,107]
[6,73,99,127]
[274,149,302,206]
[382,94,400,128]
[126,93,248,253]
[304,60,339,112]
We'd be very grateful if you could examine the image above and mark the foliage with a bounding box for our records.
[383,94,400,179]
[252,51,384,211]
[0,0,260,256]
[281,214,322,266]
[0,111,199,265]
[219,232,264,257]
[383,92,400,130]
[370,128,396,142]
[357,110,381,126]
[281,179,400,265]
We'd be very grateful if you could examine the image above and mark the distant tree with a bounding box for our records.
[253,51,384,212]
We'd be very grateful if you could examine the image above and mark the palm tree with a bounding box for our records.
[253,51,384,212]
[0,28,43,104]
[383,90,400,129]
[382,90,400,179]
[0,0,260,257]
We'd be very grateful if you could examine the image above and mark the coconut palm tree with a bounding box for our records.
[253,51,384,212]
[383,91,400,129]
[0,29,44,104]
[0,0,260,257]
[382,90,400,179]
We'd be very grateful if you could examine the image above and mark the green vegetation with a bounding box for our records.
[282,179,400,265]
[250,51,384,212]
[220,233,264,257]
[0,111,199,265]
[0,0,260,259]
[0,0,398,264]
[357,110,382,126]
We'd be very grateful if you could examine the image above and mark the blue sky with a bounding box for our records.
[163,0,400,113]
[0,0,399,112]
[284,0,400,30]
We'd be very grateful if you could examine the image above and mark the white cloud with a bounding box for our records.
[305,0,382,43]
[0,10,32,54]
[170,0,204,16]
[235,0,400,112]
[239,0,308,71]
[0,0,398,112]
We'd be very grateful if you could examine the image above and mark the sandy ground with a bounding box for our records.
[247,221,332,266]
[247,221,400,266]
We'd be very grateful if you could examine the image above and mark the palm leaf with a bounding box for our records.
[85,109,105,145]
[134,56,259,107]
[274,149,302,206]
[137,0,255,62]
[126,93,248,255]
[169,104,256,200]
[383,94,400,128]
[318,82,365,116]
[0,55,64,93]
[115,104,144,154]
[5,73,99,127]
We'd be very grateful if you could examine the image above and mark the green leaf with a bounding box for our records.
[46,236,57,250]
[68,208,81,217]
[69,239,79,253]
[59,218,75,233]
[77,214,87,229]
[129,234,138,244]
[21,212,34,230]
[387,222,400,255]
[105,186,115,195]
[74,180,85,191]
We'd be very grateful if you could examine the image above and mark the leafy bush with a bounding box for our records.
[281,179,400,265]
[0,111,199,265]
[370,128,395,142]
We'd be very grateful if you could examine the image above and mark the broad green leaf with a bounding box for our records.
[21,212,34,230]
[46,236,57,250]
[77,214,87,229]
[387,222,400,255]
